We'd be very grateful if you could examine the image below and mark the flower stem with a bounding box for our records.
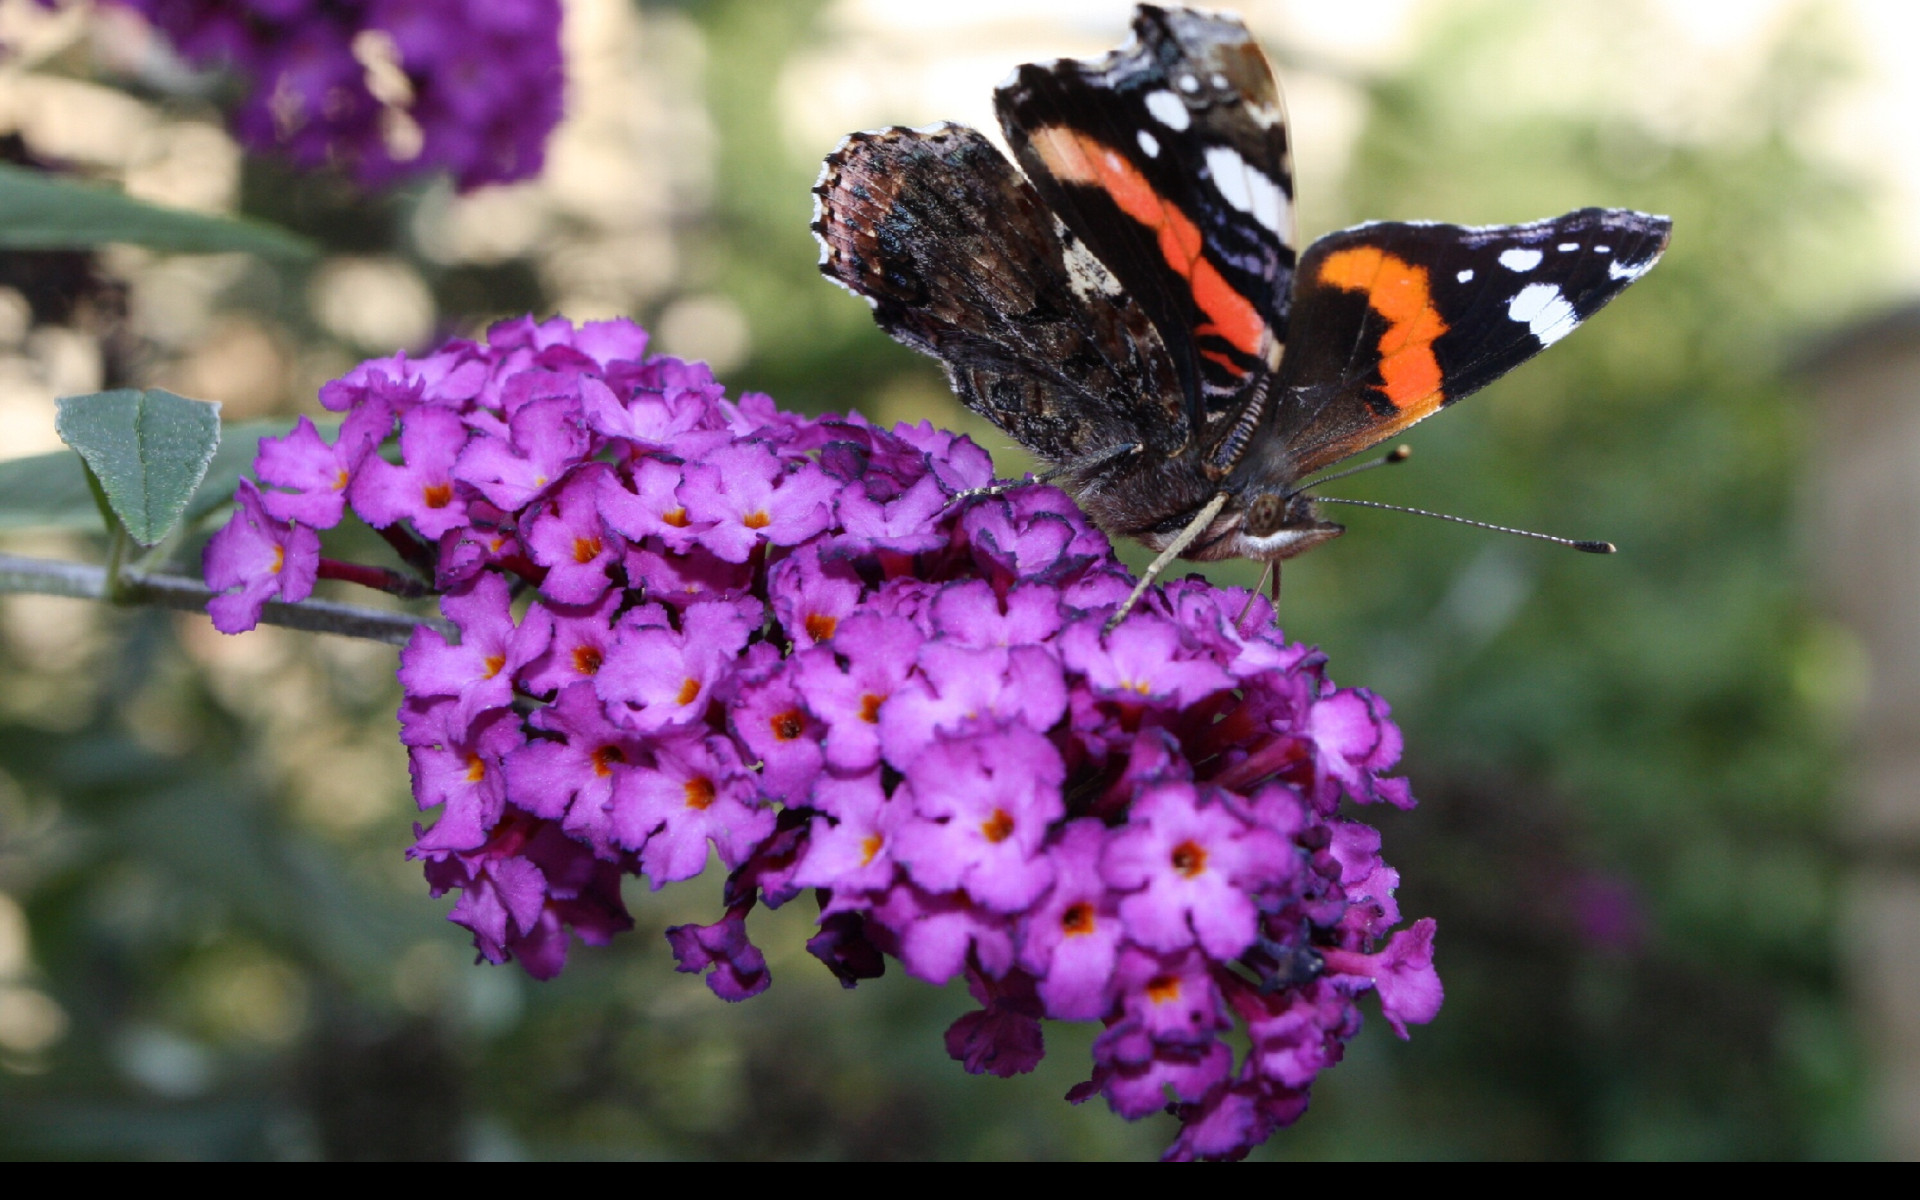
[318,556,430,598]
[0,551,448,645]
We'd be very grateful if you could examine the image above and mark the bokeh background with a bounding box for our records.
[1,0,1917,1159]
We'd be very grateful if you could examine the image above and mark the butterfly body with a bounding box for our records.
[813,5,1669,589]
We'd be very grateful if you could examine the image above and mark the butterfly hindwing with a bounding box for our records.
[995,5,1294,434]
[813,123,1188,465]
[1270,208,1672,476]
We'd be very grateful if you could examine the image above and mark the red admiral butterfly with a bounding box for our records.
[813,5,1669,620]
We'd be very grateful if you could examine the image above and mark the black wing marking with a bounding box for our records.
[1266,208,1671,478]
[813,123,1188,465]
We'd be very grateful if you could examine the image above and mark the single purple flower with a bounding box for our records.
[790,770,899,895]
[767,543,865,649]
[789,614,922,772]
[408,707,526,854]
[1321,918,1443,1037]
[522,464,622,605]
[505,682,646,858]
[946,967,1045,1078]
[1017,819,1124,1021]
[349,405,473,538]
[681,443,835,562]
[396,571,525,733]
[879,642,1067,764]
[859,880,1016,986]
[512,591,638,699]
[203,478,321,633]
[1104,782,1294,961]
[254,408,387,528]
[597,455,711,553]
[731,669,825,800]
[454,394,587,513]
[891,728,1064,913]
[667,903,770,1001]
[609,731,773,885]
[595,597,758,733]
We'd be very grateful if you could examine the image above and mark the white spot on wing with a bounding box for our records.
[1507,283,1576,345]
[1137,129,1159,157]
[1456,268,1474,283]
[1499,248,1543,272]
[1204,145,1289,236]
[1209,72,1229,91]
[1178,73,1200,93]
[1557,242,1580,252]
[1057,217,1124,301]
[1608,257,1652,281]
[1594,244,1611,253]
[1143,90,1189,131]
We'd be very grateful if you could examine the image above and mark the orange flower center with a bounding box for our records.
[422,481,454,509]
[1145,973,1182,1004]
[1061,902,1096,936]
[1170,839,1207,878]
[742,509,772,529]
[675,677,701,706]
[464,755,486,783]
[769,709,805,741]
[683,776,715,809]
[590,745,624,777]
[804,613,838,642]
[980,808,1015,844]
[661,507,690,527]
[858,693,883,724]
[270,545,285,575]
[481,653,505,680]
[859,834,884,867]
[571,535,602,564]
[572,645,603,675]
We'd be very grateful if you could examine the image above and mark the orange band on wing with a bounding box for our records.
[1317,246,1449,412]
[1028,125,1267,371]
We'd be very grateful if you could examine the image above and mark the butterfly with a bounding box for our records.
[812,4,1669,622]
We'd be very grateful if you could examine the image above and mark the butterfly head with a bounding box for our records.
[1218,489,1344,562]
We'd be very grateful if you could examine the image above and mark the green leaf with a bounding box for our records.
[0,418,336,536]
[0,447,101,532]
[0,163,316,259]
[55,389,222,546]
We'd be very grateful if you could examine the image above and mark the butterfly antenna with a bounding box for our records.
[1287,444,1412,497]
[1313,497,1615,553]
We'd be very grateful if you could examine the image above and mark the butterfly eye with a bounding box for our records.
[1245,493,1287,538]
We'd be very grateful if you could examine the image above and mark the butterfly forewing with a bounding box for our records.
[1270,209,1672,476]
[995,5,1295,434]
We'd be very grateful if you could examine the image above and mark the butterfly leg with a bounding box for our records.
[1236,560,1275,626]
[951,442,1142,503]
[1105,491,1231,633]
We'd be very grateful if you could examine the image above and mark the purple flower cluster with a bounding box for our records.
[111,0,563,191]
[203,316,1441,1160]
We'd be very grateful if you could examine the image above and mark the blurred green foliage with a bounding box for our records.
[0,0,1892,1159]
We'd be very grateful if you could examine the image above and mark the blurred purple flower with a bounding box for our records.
[112,0,563,191]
